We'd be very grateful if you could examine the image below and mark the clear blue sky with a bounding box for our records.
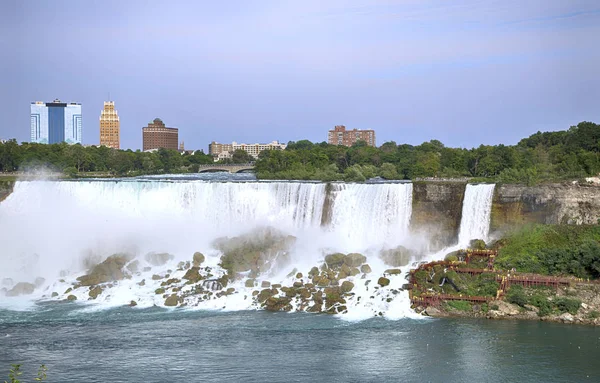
[1,0,599,151]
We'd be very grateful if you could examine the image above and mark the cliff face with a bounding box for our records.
[410,182,600,247]
[410,182,465,249]
[491,183,600,232]
[0,181,14,202]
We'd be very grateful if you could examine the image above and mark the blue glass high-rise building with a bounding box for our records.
[30,99,82,144]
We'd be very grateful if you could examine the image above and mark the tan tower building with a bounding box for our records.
[99,101,120,149]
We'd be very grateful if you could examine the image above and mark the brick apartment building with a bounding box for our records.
[327,125,376,147]
[142,118,179,151]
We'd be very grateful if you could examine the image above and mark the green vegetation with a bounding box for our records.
[506,285,582,317]
[4,364,47,382]
[255,121,600,182]
[495,224,600,278]
[446,300,472,311]
[0,140,214,176]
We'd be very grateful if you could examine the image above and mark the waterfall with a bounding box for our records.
[0,179,420,319]
[457,184,496,246]
[329,183,413,250]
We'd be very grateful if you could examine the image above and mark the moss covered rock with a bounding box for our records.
[325,253,346,268]
[264,296,292,312]
[378,277,390,287]
[67,294,77,301]
[469,239,486,250]
[384,269,402,275]
[344,253,366,267]
[164,294,179,307]
[341,281,355,294]
[88,286,103,299]
[360,264,372,274]
[245,279,256,288]
[216,228,295,278]
[76,254,133,286]
[183,267,203,283]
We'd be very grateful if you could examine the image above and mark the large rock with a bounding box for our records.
[216,227,295,278]
[264,297,292,312]
[145,252,174,267]
[88,286,103,299]
[77,253,133,286]
[6,282,35,297]
[469,239,486,250]
[380,246,413,267]
[325,253,346,268]
[340,281,355,293]
[182,267,202,283]
[193,252,205,266]
[344,253,366,267]
[360,264,372,274]
[164,294,180,307]
[494,300,520,316]
[378,277,390,287]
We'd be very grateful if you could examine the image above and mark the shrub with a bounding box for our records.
[506,285,527,307]
[554,297,581,315]
[588,310,600,319]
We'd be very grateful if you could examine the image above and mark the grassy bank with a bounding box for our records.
[494,224,600,278]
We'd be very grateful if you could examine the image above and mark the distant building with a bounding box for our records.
[99,101,120,149]
[30,99,82,144]
[327,125,376,147]
[142,118,178,151]
[208,141,286,160]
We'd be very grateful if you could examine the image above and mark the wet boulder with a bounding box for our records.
[264,296,292,312]
[341,281,355,294]
[378,277,390,287]
[380,246,413,267]
[77,253,133,286]
[67,294,77,301]
[164,294,180,307]
[183,267,203,283]
[360,264,372,274]
[88,286,103,299]
[325,253,346,268]
[6,282,36,297]
[384,269,402,275]
[344,253,366,267]
[193,252,205,267]
[216,228,295,278]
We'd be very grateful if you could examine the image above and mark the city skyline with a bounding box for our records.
[3,1,600,150]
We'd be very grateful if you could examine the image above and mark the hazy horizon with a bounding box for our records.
[1,0,599,151]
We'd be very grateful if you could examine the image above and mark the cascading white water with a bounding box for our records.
[329,183,413,251]
[457,184,496,246]
[0,179,421,320]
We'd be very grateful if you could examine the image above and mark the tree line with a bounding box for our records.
[255,121,600,184]
[1,121,598,182]
[0,141,215,176]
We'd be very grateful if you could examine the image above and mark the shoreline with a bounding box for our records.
[409,252,600,327]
